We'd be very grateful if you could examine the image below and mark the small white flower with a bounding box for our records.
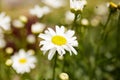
[11,49,37,74]
[42,0,65,8]
[31,22,46,34]
[39,25,78,60]
[90,16,101,27]
[70,0,87,12]
[27,34,36,44]
[29,5,50,18]
[81,18,89,26]
[12,19,24,28]
[0,38,6,48]
[5,59,13,66]
[0,12,11,31]
[5,47,14,54]
[59,72,69,80]
[19,15,28,23]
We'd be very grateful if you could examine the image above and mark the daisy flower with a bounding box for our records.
[11,49,37,74]
[0,12,11,31]
[39,25,78,60]
[70,0,87,12]
[29,5,50,18]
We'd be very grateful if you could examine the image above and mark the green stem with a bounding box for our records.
[72,13,82,37]
[52,53,57,80]
[101,12,112,40]
[96,11,112,55]
[73,13,78,23]
[62,55,66,72]
[116,11,120,58]
[95,11,113,71]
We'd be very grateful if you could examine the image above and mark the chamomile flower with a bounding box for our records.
[39,25,78,60]
[11,49,37,74]
[70,0,87,13]
[29,5,50,18]
[0,12,11,31]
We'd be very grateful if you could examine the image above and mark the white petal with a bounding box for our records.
[68,45,77,55]
[48,48,56,60]
[38,33,51,40]
[65,30,75,37]
[55,25,65,35]
[48,28,56,36]
[63,45,72,55]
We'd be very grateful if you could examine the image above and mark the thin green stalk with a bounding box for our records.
[101,12,112,40]
[96,11,112,55]
[95,11,113,73]
[73,13,78,23]
[62,55,66,72]
[116,11,120,57]
[72,13,82,39]
[52,53,57,80]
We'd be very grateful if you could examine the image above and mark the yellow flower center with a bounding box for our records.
[52,35,67,46]
[19,58,27,64]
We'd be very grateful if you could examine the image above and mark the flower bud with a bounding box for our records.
[59,72,69,80]
[5,59,12,66]
[107,2,118,12]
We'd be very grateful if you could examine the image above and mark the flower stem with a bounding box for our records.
[72,13,81,34]
[101,11,112,40]
[62,55,66,72]
[73,13,79,23]
[116,11,120,58]
[52,53,57,80]
[95,11,113,66]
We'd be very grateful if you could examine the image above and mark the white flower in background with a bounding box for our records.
[70,0,87,12]
[94,4,108,16]
[39,25,78,60]
[12,19,24,28]
[29,5,50,18]
[19,15,28,23]
[59,72,69,80]
[27,34,36,44]
[31,22,46,34]
[27,49,35,55]
[0,12,11,31]
[81,18,89,26]
[5,47,14,54]
[65,11,75,23]
[42,0,65,8]
[90,16,101,27]
[0,38,6,48]
[5,59,13,66]
[11,49,37,74]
